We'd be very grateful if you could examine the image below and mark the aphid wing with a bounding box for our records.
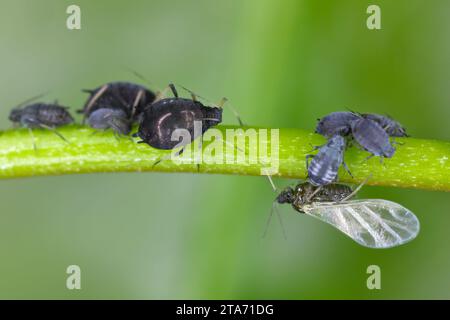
[303,199,420,249]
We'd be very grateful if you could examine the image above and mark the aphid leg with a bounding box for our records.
[169,83,179,98]
[217,98,244,127]
[341,175,372,202]
[306,185,323,202]
[307,143,322,153]
[178,84,245,126]
[305,154,314,170]
[28,128,37,151]
[39,124,70,144]
[154,85,171,102]
[113,130,121,141]
[364,154,374,162]
[196,136,203,173]
[84,84,108,116]
[152,147,185,168]
[342,160,353,178]
[131,89,145,119]
[391,138,404,146]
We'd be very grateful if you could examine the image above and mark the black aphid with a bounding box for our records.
[350,117,395,159]
[362,113,408,137]
[306,134,351,186]
[134,84,223,150]
[272,180,420,248]
[80,81,156,135]
[9,102,74,149]
[315,111,359,138]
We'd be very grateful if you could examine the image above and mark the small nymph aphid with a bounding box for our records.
[350,116,396,160]
[306,134,351,186]
[362,113,409,137]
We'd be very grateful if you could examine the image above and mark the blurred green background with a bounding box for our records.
[0,0,449,299]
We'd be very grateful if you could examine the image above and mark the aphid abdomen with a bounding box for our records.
[362,113,408,137]
[351,118,395,158]
[136,99,203,150]
[37,105,74,127]
[16,104,73,128]
[307,135,345,186]
[314,183,353,202]
[308,148,339,186]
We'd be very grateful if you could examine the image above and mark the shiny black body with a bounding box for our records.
[80,82,155,135]
[80,82,155,121]
[362,113,408,137]
[277,182,353,213]
[351,117,395,158]
[315,111,359,137]
[135,97,222,150]
[307,134,346,186]
[9,103,74,128]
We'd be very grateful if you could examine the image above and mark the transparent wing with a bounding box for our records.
[303,199,420,249]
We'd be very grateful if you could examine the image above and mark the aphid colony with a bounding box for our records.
[309,111,407,186]
[9,81,226,153]
[7,83,418,249]
[271,111,418,249]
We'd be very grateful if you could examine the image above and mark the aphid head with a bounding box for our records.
[276,187,294,204]
[8,109,22,123]
[389,121,408,137]
[208,106,223,122]
[383,144,396,158]
[328,134,346,150]
[87,108,131,135]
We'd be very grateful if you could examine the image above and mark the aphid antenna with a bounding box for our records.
[262,201,287,240]
[266,175,277,192]
[13,92,50,110]
[126,67,163,91]
[344,107,361,117]
[341,174,372,202]
[176,83,245,126]
[125,67,170,104]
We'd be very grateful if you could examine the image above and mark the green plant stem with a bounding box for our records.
[0,125,449,191]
